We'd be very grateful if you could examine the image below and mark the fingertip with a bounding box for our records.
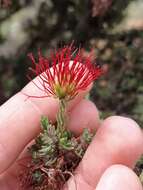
[96,164,142,190]
[101,116,143,165]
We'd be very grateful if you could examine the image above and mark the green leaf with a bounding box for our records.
[60,137,68,144]
[75,145,84,158]
[59,137,74,150]
[62,130,71,139]
[32,151,38,159]
[82,128,94,144]
[60,143,73,150]
[41,116,49,131]
[32,170,43,184]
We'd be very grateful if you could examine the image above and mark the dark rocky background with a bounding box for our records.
[0,0,143,127]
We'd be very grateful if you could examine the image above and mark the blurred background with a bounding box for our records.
[0,0,143,127]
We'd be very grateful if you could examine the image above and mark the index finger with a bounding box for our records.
[0,77,92,174]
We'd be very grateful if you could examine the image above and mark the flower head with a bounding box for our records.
[28,45,102,100]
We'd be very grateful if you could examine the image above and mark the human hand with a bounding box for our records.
[0,77,143,190]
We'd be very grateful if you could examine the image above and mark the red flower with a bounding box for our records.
[28,45,102,100]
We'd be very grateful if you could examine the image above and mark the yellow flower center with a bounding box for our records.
[54,83,75,99]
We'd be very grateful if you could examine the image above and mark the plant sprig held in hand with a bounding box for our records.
[20,44,103,190]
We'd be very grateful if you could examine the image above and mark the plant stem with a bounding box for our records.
[57,99,67,136]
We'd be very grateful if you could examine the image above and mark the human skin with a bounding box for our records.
[0,77,143,190]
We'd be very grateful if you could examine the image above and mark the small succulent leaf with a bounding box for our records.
[41,135,52,145]
[75,146,84,158]
[60,143,74,150]
[32,151,38,159]
[41,116,49,131]
[35,136,43,145]
[59,137,68,144]
[81,128,94,144]
[32,170,43,184]
[62,130,72,139]
[59,138,74,150]
[45,157,57,166]
[38,144,55,155]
